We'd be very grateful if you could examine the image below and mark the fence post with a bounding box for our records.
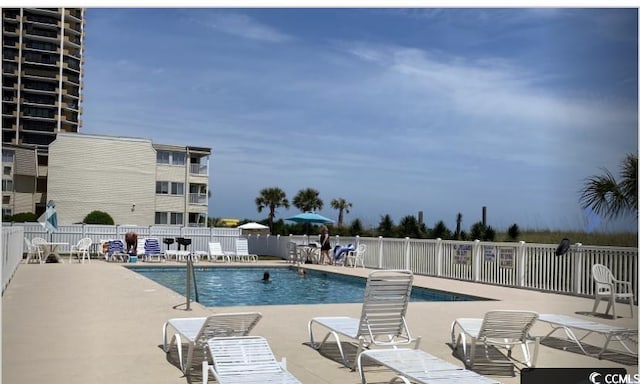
[436,238,442,277]
[473,240,481,282]
[378,236,383,269]
[404,237,411,270]
[573,242,583,295]
[517,241,526,288]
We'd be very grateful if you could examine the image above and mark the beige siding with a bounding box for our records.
[48,134,156,225]
[12,192,34,214]
[154,195,186,212]
[13,148,37,176]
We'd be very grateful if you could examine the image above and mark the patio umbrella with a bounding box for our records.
[37,200,58,234]
[285,212,334,224]
[237,222,269,230]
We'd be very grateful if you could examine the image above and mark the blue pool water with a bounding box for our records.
[130,266,486,307]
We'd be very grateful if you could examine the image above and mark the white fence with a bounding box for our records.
[3,225,637,303]
[247,234,638,302]
[7,223,242,255]
[2,226,24,294]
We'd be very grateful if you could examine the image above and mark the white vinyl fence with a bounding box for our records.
[3,226,637,303]
[247,234,638,302]
[9,223,242,255]
[2,226,24,294]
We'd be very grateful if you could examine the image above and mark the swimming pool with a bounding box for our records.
[130,266,487,307]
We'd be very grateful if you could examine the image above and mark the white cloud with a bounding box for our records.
[197,12,292,43]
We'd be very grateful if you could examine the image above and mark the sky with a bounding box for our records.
[79,8,638,232]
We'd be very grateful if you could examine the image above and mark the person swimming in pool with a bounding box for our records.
[261,271,270,282]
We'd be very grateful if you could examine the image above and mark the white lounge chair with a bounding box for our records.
[208,242,231,263]
[202,336,302,384]
[451,310,539,368]
[69,237,92,263]
[162,312,262,376]
[231,238,258,262]
[538,313,638,359]
[308,269,419,370]
[592,264,635,319]
[143,238,163,262]
[358,348,502,384]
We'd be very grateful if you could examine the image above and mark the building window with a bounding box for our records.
[2,150,14,163]
[156,151,170,164]
[3,196,9,204]
[170,212,183,225]
[155,181,169,195]
[155,212,168,224]
[171,182,184,196]
[3,166,11,176]
[2,208,11,218]
[156,150,187,166]
[2,179,13,192]
[172,152,186,165]
[155,211,183,225]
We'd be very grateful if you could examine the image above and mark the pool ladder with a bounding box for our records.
[185,254,199,310]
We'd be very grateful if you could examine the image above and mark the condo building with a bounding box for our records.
[2,9,212,225]
[2,8,85,146]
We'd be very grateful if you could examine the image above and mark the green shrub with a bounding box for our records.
[83,210,114,225]
[5,212,38,222]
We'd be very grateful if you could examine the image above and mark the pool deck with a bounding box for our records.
[3,260,638,384]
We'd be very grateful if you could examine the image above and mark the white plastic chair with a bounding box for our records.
[592,264,635,319]
[346,243,366,268]
[69,237,92,263]
[287,241,300,263]
[24,237,43,264]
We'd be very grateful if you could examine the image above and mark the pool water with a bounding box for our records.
[130,266,485,307]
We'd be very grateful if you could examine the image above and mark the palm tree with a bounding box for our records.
[330,198,352,227]
[580,154,638,219]
[255,187,290,232]
[292,188,323,212]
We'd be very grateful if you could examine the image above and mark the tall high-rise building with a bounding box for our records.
[2,8,85,218]
[2,8,86,146]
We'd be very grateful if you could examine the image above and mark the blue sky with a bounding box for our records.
[80,8,638,232]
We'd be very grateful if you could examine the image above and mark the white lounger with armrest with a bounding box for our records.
[163,312,262,376]
[308,269,420,370]
[538,313,638,359]
[202,336,302,384]
[358,348,501,384]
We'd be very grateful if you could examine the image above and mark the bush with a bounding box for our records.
[5,212,38,222]
[83,210,114,225]
[507,223,520,240]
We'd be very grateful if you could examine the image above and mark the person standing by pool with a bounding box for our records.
[319,225,331,264]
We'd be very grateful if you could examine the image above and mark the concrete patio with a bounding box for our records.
[3,261,637,383]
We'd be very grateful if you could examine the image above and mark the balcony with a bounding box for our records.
[189,164,208,175]
[188,193,208,205]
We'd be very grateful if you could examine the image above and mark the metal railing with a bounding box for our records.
[189,164,208,175]
[188,193,207,205]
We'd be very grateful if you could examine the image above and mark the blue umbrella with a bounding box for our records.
[285,211,334,224]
